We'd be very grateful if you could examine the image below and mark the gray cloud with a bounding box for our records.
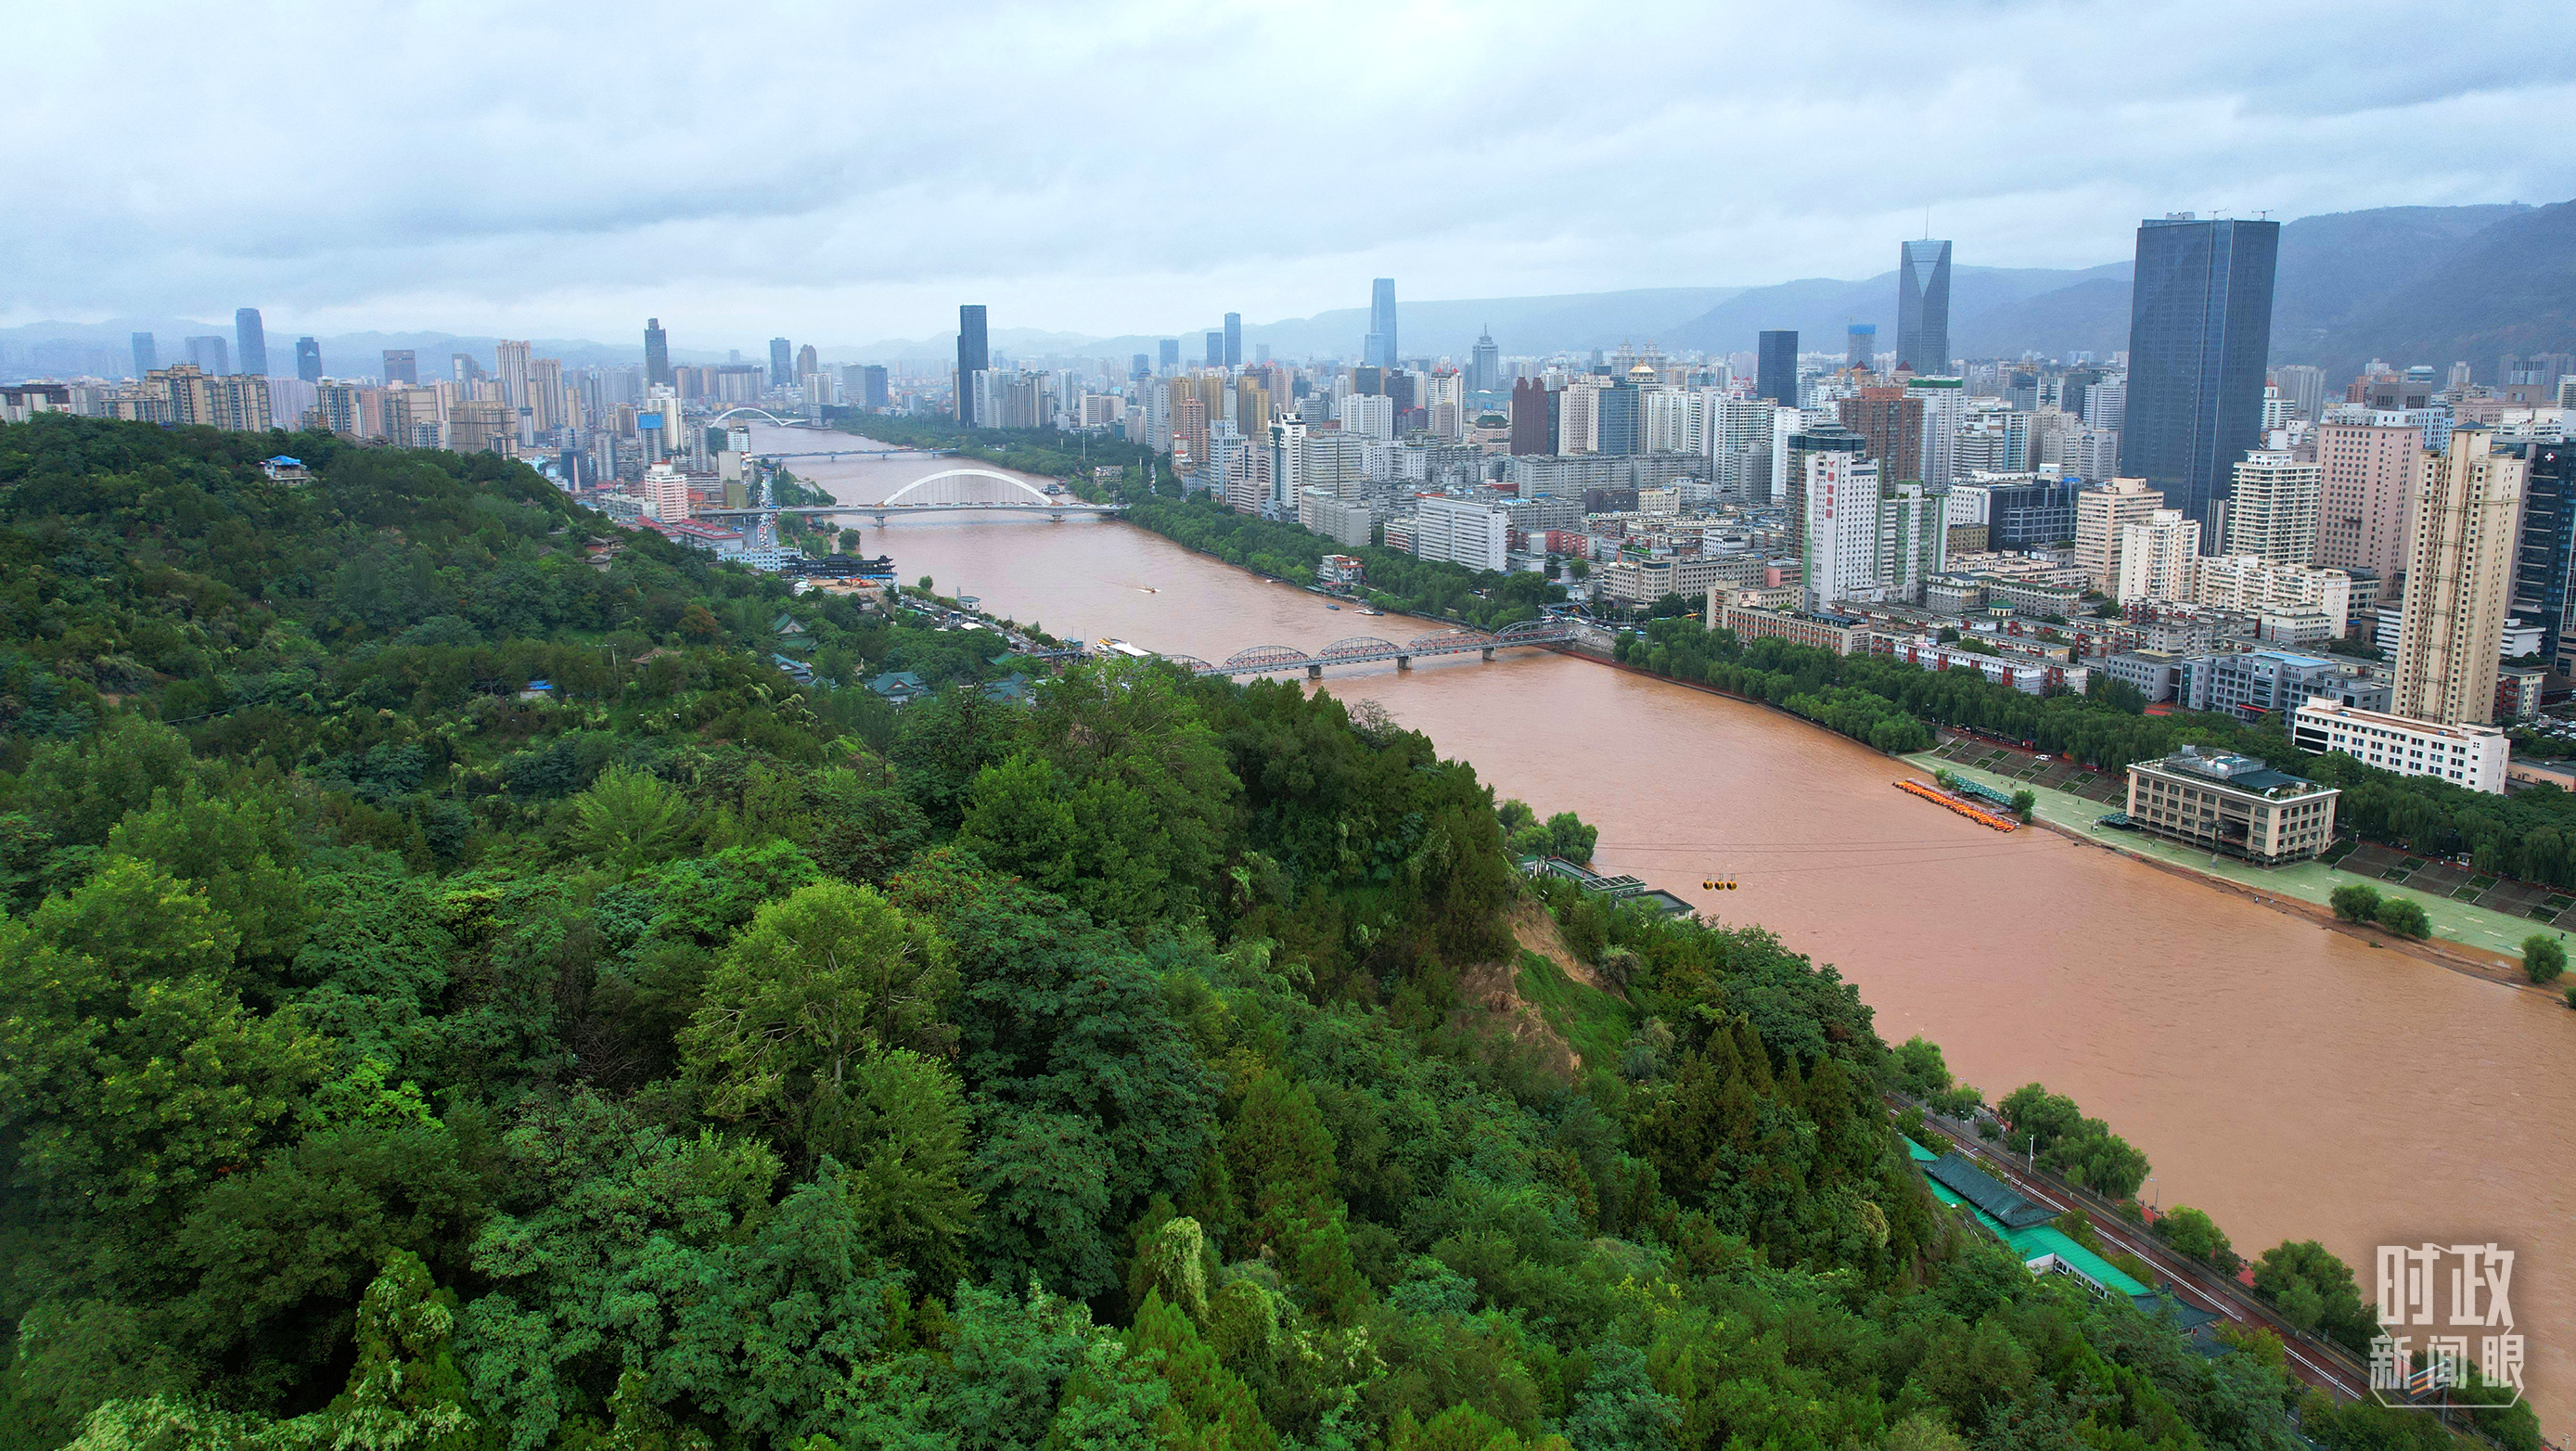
[5,0,2571,348]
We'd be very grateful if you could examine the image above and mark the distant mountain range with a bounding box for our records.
[6,201,2570,385]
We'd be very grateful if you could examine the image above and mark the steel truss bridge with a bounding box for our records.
[1159,619,1574,678]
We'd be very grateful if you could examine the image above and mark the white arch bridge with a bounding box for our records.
[1154,620,1575,678]
[698,469,1126,524]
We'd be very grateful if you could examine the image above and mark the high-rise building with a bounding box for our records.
[769,338,792,387]
[1596,381,1641,456]
[1837,387,1923,479]
[1366,279,1398,369]
[1413,494,1507,572]
[1905,375,1966,486]
[1847,323,1877,375]
[2222,450,2322,566]
[1802,451,1880,611]
[1756,330,1799,406]
[1158,339,1179,374]
[2119,215,2280,542]
[235,308,269,377]
[2510,442,2575,675]
[294,337,322,383]
[130,332,157,379]
[1205,331,1223,367]
[1897,240,1952,375]
[186,335,231,375]
[2114,510,2204,603]
[1469,329,1501,394]
[383,349,417,385]
[2274,365,2326,423]
[2315,417,2425,584]
[1509,378,1557,456]
[2393,430,2526,725]
[1223,313,1242,368]
[1131,353,1150,379]
[645,318,671,387]
[796,344,818,379]
[453,352,485,383]
[859,365,890,411]
[1876,478,1948,603]
[956,305,989,426]
[2076,479,2166,591]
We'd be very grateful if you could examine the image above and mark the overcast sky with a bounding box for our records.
[7,0,2573,350]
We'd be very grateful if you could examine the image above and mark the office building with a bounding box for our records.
[1158,339,1179,374]
[1413,494,1506,572]
[2125,747,2337,865]
[2222,450,2322,565]
[186,335,231,375]
[1340,392,1393,443]
[1223,313,1242,368]
[293,337,321,383]
[1365,279,1399,369]
[1838,387,1923,478]
[956,305,989,426]
[2274,365,2326,423]
[235,308,268,377]
[1469,329,1501,393]
[381,349,417,385]
[1596,380,1640,456]
[2119,215,2279,539]
[1299,490,1375,548]
[2114,509,2202,603]
[1897,239,1952,374]
[129,332,157,379]
[2393,430,2526,724]
[1906,375,1966,486]
[1507,378,1556,455]
[1757,330,1799,406]
[645,318,670,387]
[858,365,890,411]
[768,338,792,387]
[1983,477,2082,549]
[794,344,816,380]
[2291,700,2507,793]
[2512,442,2576,674]
[1846,323,1877,375]
[1802,451,1881,610]
[2076,478,2166,591]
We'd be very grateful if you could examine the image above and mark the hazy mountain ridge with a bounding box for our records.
[5,202,2567,381]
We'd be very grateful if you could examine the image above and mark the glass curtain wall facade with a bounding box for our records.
[1897,240,1951,375]
[2119,216,2279,542]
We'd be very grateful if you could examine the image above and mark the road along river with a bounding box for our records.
[757,427,2575,1432]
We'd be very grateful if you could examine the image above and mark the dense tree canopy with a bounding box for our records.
[0,417,2480,1451]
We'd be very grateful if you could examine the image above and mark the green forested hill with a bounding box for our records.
[0,417,2467,1451]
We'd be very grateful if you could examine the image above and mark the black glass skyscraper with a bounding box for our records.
[769,338,792,387]
[2118,216,2279,541]
[1223,313,1241,367]
[235,307,268,377]
[956,305,988,426]
[1158,339,1179,374]
[2513,442,2576,668]
[644,319,670,386]
[295,337,322,382]
[1896,240,1951,375]
[130,332,156,378]
[383,349,417,385]
[1205,332,1223,367]
[1366,279,1397,368]
[1756,330,1799,406]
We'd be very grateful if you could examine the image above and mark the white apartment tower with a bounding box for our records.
[2114,510,2202,603]
[2223,450,2322,566]
[1802,452,1882,611]
[2392,430,2526,725]
[2075,479,2165,592]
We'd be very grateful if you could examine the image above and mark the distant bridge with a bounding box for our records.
[756,447,959,462]
[1158,620,1574,678]
[699,469,1125,524]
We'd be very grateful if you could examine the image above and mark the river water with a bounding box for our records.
[758,428,2574,1431]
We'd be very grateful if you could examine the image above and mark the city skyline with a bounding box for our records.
[6,2,2571,343]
